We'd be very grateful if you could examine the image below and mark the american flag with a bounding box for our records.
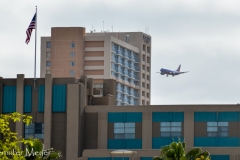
[25,13,36,44]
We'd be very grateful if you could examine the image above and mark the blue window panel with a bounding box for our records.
[218,112,239,122]
[218,137,239,147]
[38,85,45,112]
[194,137,217,147]
[153,112,170,122]
[125,139,142,149]
[153,112,184,122]
[211,155,229,160]
[140,158,152,160]
[108,139,124,149]
[125,112,142,122]
[52,85,66,112]
[3,86,16,113]
[108,113,124,122]
[152,137,183,149]
[194,112,217,122]
[24,86,32,113]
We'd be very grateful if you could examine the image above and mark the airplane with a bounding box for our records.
[156,64,189,77]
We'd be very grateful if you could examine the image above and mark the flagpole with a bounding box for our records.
[34,6,37,91]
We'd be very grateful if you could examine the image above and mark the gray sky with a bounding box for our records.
[1,0,240,104]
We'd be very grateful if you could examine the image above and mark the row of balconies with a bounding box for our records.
[111,50,140,62]
[111,58,140,72]
[111,68,140,81]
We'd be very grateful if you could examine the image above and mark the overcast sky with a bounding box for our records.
[1,0,240,105]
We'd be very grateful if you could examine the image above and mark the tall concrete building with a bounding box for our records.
[40,27,151,105]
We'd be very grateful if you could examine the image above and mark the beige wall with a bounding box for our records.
[85,51,104,57]
[84,70,104,75]
[50,27,86,79]
[85,60,104,66]
[40,37,51,78]
[85,41,104,47]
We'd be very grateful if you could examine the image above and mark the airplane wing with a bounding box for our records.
[179,71,189,74]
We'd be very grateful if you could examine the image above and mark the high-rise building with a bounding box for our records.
[40,27,151,105]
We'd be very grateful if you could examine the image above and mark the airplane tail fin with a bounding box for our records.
[176,64,181,72]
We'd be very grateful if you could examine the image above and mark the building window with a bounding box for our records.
[114,123,135,139]
[142,55,145,61]
[70,70,75,76]
[46,70,51,74]
[207,122,228,137]
[46,42,51,48]
[70,61,75,66]
[25,123,44,139]
[142,100,145,105]
[147,93,149,98]
[143,45,146,51]
[147,56,150,63]
[160,122,182,137]
[146,101,149,105]
[46,52,51,57]
[70,52,75,57]
[142,73,145,79]
[142,91,145,96]
[147,84,149,89]
[93,83,103,96]
[147,75,150,81]
[147,47,150,53]
[147,66,150,72]
[142,65,145,70]
[142,82,145,88]
[46,61,51,66]
[70,42,75,48]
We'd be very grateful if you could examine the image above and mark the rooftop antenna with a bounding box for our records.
[112,25,113,32]
[90,25,95,33]
[103,21,104,32]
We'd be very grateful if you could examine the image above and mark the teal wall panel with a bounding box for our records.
[194,137,217,147]
[218,137,239,147]
[211,155,229,160]
[152,137,183,149]
[153,112,170,122]
[108,139,124,149]
[194,137,239,147]
[194,112,217,122]
[218,112,239,122]
[2,86,16,113]
[108,113,124,122]
[125,139,142,149]
[108,112,142,122]
[140,158,152,160]
[24,86,32,113]
[153,112,184,122]
[108,139,142,149]
[89,158,129,160]
[52,85,66,112]
[172,112,184,122]
[125,112,142,122]
[38,85,45,112]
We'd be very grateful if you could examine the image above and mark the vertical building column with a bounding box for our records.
[184,110,194,149]
[44,74,52,149]
[16,74,24,138]
[142,111,152,149]
[98,112,108,149]
[66,84,80,160]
